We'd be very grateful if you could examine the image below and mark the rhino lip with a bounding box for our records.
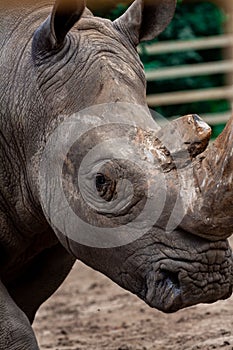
[145,267,183,313]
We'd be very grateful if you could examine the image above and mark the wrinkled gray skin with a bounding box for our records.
[0,0,232,349]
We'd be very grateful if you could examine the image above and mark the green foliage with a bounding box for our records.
[106,3,128,21]
[141,1,229,118]
[94,3,127,20]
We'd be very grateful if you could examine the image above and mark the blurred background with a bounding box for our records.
[87,0,233,139]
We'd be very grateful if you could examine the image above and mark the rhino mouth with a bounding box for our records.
[143,251,233,313]
[145,267,182,313]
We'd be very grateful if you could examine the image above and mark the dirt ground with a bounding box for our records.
[33,253,233,350]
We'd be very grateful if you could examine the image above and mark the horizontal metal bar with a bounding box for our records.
[139,34,233,55]
[145,60,233,81]
[147,86,233,106]
[201,112,231,125]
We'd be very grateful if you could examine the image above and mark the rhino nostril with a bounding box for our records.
[160,269,180,290]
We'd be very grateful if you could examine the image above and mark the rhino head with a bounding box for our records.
[30,0,233,313]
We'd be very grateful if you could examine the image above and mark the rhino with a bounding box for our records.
[0,0,233,348]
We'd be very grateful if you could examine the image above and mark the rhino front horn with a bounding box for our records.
[180,114,233,241]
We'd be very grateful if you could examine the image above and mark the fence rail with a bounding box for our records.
[144,34,233,127]
[145,60,233,81]
[139,34,233,55]
[147,86,233,106]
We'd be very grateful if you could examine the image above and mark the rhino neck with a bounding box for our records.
[0,3,53,235]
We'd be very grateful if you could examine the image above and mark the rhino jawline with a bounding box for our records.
[142,265,233,313]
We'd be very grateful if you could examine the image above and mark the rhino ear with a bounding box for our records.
[32,0,85,54]
[113,0,176,46]
[51,0,85,44]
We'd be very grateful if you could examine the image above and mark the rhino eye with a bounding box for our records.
[96,173,107,190]
[95,173,116,202]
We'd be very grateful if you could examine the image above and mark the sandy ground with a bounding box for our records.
[33,256,233,350]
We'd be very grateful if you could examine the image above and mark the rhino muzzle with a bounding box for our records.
[143,239,233,313]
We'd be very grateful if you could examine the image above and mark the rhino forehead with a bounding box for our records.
[35,30,146,107]
[70,22,145,84]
